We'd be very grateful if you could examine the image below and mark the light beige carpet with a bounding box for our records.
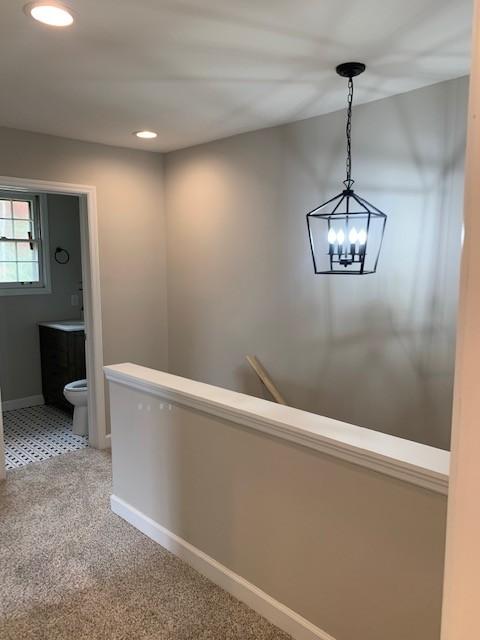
[0,448,290,639]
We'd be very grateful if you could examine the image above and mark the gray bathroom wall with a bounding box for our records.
[165,76,468,450]
[0,194,82,402]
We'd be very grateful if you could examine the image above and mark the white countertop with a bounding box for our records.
[104,362,450,495]
[39,320,85,332]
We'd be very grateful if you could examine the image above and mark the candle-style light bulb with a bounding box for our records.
[337,229,345,245]
[358,229,367,245]
[328,228,337,244]
[348,227,358,243]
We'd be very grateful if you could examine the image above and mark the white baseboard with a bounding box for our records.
[105,433,111,448]
[2,394,45,412]
[111,495,335,640]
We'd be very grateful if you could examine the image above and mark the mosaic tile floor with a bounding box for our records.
[3,404,88,470]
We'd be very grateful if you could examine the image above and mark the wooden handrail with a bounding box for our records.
[246,355,287,405]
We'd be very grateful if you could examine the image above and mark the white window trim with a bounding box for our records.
[0,192,51,296]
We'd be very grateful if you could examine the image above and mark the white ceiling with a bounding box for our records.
[0,0,473,152]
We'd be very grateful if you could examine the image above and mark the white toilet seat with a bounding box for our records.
[64,379,87,392]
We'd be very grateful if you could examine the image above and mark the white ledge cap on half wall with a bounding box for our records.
[104,363,450,495]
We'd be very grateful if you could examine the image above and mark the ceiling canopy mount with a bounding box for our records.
[335,62,366,78]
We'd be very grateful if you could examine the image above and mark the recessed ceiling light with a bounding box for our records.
[24,2,74,27]
[134,130,158,140]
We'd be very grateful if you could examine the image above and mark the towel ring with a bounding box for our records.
[54,247,70,265]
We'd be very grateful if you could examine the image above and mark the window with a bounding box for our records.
[0,191,50,295]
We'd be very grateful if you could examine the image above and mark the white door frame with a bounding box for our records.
[0,175,106,467]
[0,388,5,481]
[441,0,480,634]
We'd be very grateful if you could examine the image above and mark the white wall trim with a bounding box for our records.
[1,395,44,411]
[0,191,52,296]
[0,175,106,450]
[111,494,336,640]
[105,363,449,495]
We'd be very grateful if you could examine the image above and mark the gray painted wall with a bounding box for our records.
[0,194,82,402]
[165,77,468,450]
[0,128,167,424]
[110,379,447,640]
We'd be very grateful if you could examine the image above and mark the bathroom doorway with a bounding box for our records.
[0,177,106,478]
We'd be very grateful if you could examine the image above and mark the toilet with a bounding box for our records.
[63,379,88,436]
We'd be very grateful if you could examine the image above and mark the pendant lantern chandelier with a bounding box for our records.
[306,62,387,275]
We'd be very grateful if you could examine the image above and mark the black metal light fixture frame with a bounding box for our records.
[306,62,387,275]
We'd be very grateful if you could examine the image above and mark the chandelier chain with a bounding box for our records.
[345,75,354,188]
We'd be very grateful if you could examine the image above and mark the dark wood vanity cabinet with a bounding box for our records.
[39,326,86,412]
